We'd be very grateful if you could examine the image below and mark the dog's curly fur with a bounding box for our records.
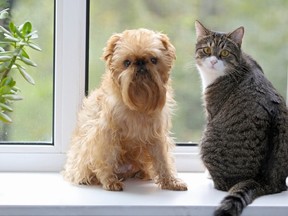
[62,28,187,191]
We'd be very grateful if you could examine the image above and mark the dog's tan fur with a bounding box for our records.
[62,29,187,191]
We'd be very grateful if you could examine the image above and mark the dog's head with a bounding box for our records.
[102,28,176,114]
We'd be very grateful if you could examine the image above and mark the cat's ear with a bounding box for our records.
[228,26,244,46]
[195,20,210,39]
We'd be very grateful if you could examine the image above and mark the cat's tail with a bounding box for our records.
[214,179,262,216]
[214,179,285,216]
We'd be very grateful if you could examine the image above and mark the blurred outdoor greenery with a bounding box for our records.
[0,0,287,143]
[0,0,53,142]
[89,0,288,142]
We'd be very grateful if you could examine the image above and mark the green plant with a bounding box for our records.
[0,8,41,123]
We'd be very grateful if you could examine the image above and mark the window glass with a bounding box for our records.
[89,0,287,143]
[0,0,54,143]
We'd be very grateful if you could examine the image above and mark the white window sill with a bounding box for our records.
[0,172,287,216]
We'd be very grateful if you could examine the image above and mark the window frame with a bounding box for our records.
[0,0,86,171]
[0,0,201,172]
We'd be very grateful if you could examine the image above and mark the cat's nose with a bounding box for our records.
[210,59,218,65]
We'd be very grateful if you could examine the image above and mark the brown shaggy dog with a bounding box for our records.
[62,28,187,191]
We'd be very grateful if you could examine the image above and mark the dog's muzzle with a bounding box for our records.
[136,59,148,74]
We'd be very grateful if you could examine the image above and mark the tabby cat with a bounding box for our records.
[194,20,288,216]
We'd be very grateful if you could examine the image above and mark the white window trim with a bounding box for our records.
[0,0,202,172]
[2,172,288,216]
[0,0,86,171]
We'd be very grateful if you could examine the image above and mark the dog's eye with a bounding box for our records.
[123,60,131,68]
[150,57,158,65]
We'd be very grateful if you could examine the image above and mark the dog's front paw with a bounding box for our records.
[133,170,151,180]
[103,181,124,191]
[160,178,188,191]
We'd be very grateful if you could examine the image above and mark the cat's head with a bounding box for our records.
[194,20,244,90]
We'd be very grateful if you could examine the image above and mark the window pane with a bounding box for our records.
[0,0,54,143]
[88,0,287,143]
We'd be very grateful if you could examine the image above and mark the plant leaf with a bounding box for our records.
[0,26,12,35]
[0,86,12,95]
[0,102,13,112]
[0,56,12,62]
[12,86,20,92]
[15,26,24,39]
[28,42,42,51]
[0,77,15,87]
[9,22,16,34]
[19,56,37,67]
[26,30,38,38]
[0,8,9,20]
[4,34,19,42]
[2,94,23,101]
[20,48,30,59]
[0,50,14,55]
[17,65,35,85]
[22,21,32,35]
[0,111,12,123]
[0,77,12,86]
[0,62,8,73]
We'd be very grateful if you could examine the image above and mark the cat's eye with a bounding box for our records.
[123,59,131,67]
[203,47,211,55]
[151,57,158,65]
[220,50,229,57]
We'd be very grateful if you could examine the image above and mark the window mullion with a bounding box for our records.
[54,0,87,154]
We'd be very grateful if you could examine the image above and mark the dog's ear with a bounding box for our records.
[102,33,122,63]
[159,33,176,60]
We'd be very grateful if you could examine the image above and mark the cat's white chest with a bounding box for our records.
[196,56,225,91]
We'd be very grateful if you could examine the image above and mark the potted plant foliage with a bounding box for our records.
[0,8,41,123]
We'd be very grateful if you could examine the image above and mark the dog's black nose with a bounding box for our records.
[136,60,148,74]
[136,60,146,66]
